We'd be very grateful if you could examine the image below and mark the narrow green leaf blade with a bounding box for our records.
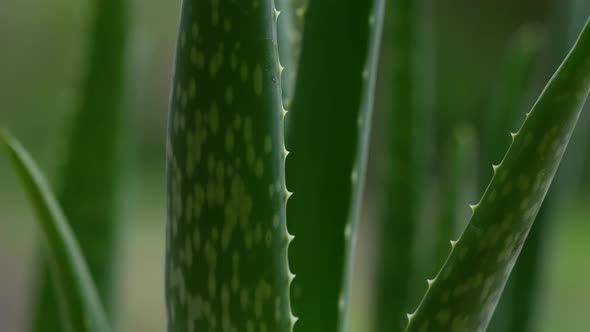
[284,0,384,331]
[373,0,427,329]
[434,125,477,273]
[165,1,293,331]
[501,5,590,332]
[33,0,129,329]
[0,131,110,332]
[406,17,590,332]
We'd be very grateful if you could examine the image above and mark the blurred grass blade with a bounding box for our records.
[373,0,426,330]
[165,1,294,331]
[0,131,110,332]
[284,0,384,331]
[406,17,590,332]
[32,0,129,330]
[434,126,477,273]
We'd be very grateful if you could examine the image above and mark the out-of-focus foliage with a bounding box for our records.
[1,0,590,332]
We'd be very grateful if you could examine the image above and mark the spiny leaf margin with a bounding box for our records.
[406,17,590,332]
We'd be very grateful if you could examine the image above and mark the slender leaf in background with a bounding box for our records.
[32,0,128,330]
[499,3,590,332]
[284,0,384,331]
[373,0,422,330]
[406,17,590,332]
[0,131,110,332]
[165,1,294,331]
[434,126,477,273]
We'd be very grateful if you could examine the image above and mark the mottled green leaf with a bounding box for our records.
[0,130,110,332]
[406,17,590,332]
[165,1,294,331]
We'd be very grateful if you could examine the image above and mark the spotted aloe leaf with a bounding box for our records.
[0,131,110,332]
[480,26,543,332]
[284,0,384,331]
[165,1,294,331]
[406,17,590,332]
[32,0,129,330]
[502,5,590,332]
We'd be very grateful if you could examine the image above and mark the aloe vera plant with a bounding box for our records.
[482,25,542,332]
[165,1,294,331]
[3,3,590,332]
[406,17,590,332]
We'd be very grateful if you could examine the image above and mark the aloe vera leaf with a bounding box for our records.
[372,0,422,330]
[165,1,294,331]
[284,0,384,331]
[0,131,110,332]
[478,26,543,332]
[32,1,128,330]
[480,25,542,192]
[406,17,590,332]
[502,5,590,332]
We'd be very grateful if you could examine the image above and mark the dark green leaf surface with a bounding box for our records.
[0,131,110,332]
[284,0,384,331]
[32,1,128,330]
[165,1,294,331]
[373,0,422,330]
[435,126,476,273]
[406,17,590,332]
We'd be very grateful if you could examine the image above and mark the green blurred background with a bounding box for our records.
[0,0,589,331]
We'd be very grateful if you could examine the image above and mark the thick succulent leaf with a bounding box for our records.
[0,131,110,332]
[284,0,384,331]
[479,27,542,332]
[501,5,590,332]
[406,17,590,332]
[32,0,128,330]
[165,1,294,331]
